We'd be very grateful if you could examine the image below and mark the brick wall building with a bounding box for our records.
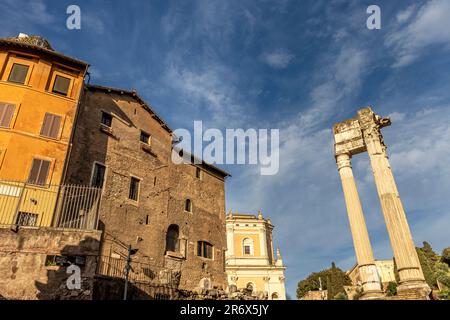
[65,84,230,293]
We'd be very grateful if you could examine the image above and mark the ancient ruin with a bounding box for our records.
[334,107,431,300]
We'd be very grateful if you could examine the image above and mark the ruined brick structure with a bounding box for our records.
[65,84,229,295]
[0,226,101,300]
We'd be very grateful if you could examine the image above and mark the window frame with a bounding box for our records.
[128,176,141,202]
[140,130,151,145]
[1,55,35,86]
[197,241,214,260]
[101,111,113,128]
[7,63,30,85]
[16,211,39,227]
[39,112,63,139]
[0,103,16,128]
[51,74,72,96]
[48,70,74,98]
[185,198,192,213]
[166,225,180,253]
[27,157,52,186]
[242,238,254,256]
[90,161,107,188]
[195,167,203,180]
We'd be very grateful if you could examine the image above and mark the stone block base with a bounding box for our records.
[395,282,431,300]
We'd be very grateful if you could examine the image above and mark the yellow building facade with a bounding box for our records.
[0,34,88,227]
[225,211,286,300]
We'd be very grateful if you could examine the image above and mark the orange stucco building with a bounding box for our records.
[0,34,88,226]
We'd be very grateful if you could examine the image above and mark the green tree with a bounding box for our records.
[442,247,450,266]
[421,241,439,264]
[416,246,437,288]
[296,262,351,299]
[393,257,400,283]
[435,262,450,289]
[386,282,397,296]
[327,262,349,300]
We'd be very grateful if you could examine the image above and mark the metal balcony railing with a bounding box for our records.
[0,181,101,230]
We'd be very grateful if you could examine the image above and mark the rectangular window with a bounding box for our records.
[52,75,71,96]
[101,112,112,127]
[0,103,15,128]
[28,158,51,186]
[196,167,202,179]
[244,245,251,255]
[140,130,150,144]
[129,177,140,201]
[16,212,38,227]
[8,63,29,84]
[91,163,106,188]
[197,241,213,259]
[40,113,62,139]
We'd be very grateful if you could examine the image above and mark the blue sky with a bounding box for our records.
[2,0,450,298]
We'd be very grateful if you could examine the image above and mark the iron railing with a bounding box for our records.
[96,255,175,285]
[0,181,101,230]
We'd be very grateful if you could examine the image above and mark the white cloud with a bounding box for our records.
[396,4,416,24]
[387,0,450,67]
[0,0,55,37]
[260,49,295,69]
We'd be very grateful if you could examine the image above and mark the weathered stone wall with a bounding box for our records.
[65,86,228,294]
[0,226,101,300]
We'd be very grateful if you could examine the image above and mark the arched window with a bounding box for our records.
[185,199,192,212]
[166,225,179,252]
[272,292,279,300]
[246,282,255,293]
[243,238,254,255]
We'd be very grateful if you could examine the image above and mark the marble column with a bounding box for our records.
[336,153,383,298]
[359,109,430,296]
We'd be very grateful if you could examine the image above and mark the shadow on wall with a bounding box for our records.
[34,236,100,300]
[32,235,175,300]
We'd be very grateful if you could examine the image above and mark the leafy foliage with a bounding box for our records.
[386,282,397,296]
[296,262,351,299]
[442,247,450,266]
[416,246,437,288]
[415,242,450,291]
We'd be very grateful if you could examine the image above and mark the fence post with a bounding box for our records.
[51,184,64,228]
[11,181,26,230]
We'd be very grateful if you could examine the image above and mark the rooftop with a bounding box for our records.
[0,33,88,69]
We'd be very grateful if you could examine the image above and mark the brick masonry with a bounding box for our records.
[65,85,229,293]
[0,226,101,300]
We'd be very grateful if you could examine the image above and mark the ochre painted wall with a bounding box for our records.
[234,233,261,257]
[0,46,86,226]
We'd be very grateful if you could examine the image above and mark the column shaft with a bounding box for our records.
[364,137,427,287]
[336,153,382,294]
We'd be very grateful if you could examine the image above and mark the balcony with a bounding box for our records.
[0,181,101,230]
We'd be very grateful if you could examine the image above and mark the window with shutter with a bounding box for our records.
[40,113,62,139]
[28,158,51,186]
[0,103,15,128]
[52,75,71,96]
[8,63,29,84]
